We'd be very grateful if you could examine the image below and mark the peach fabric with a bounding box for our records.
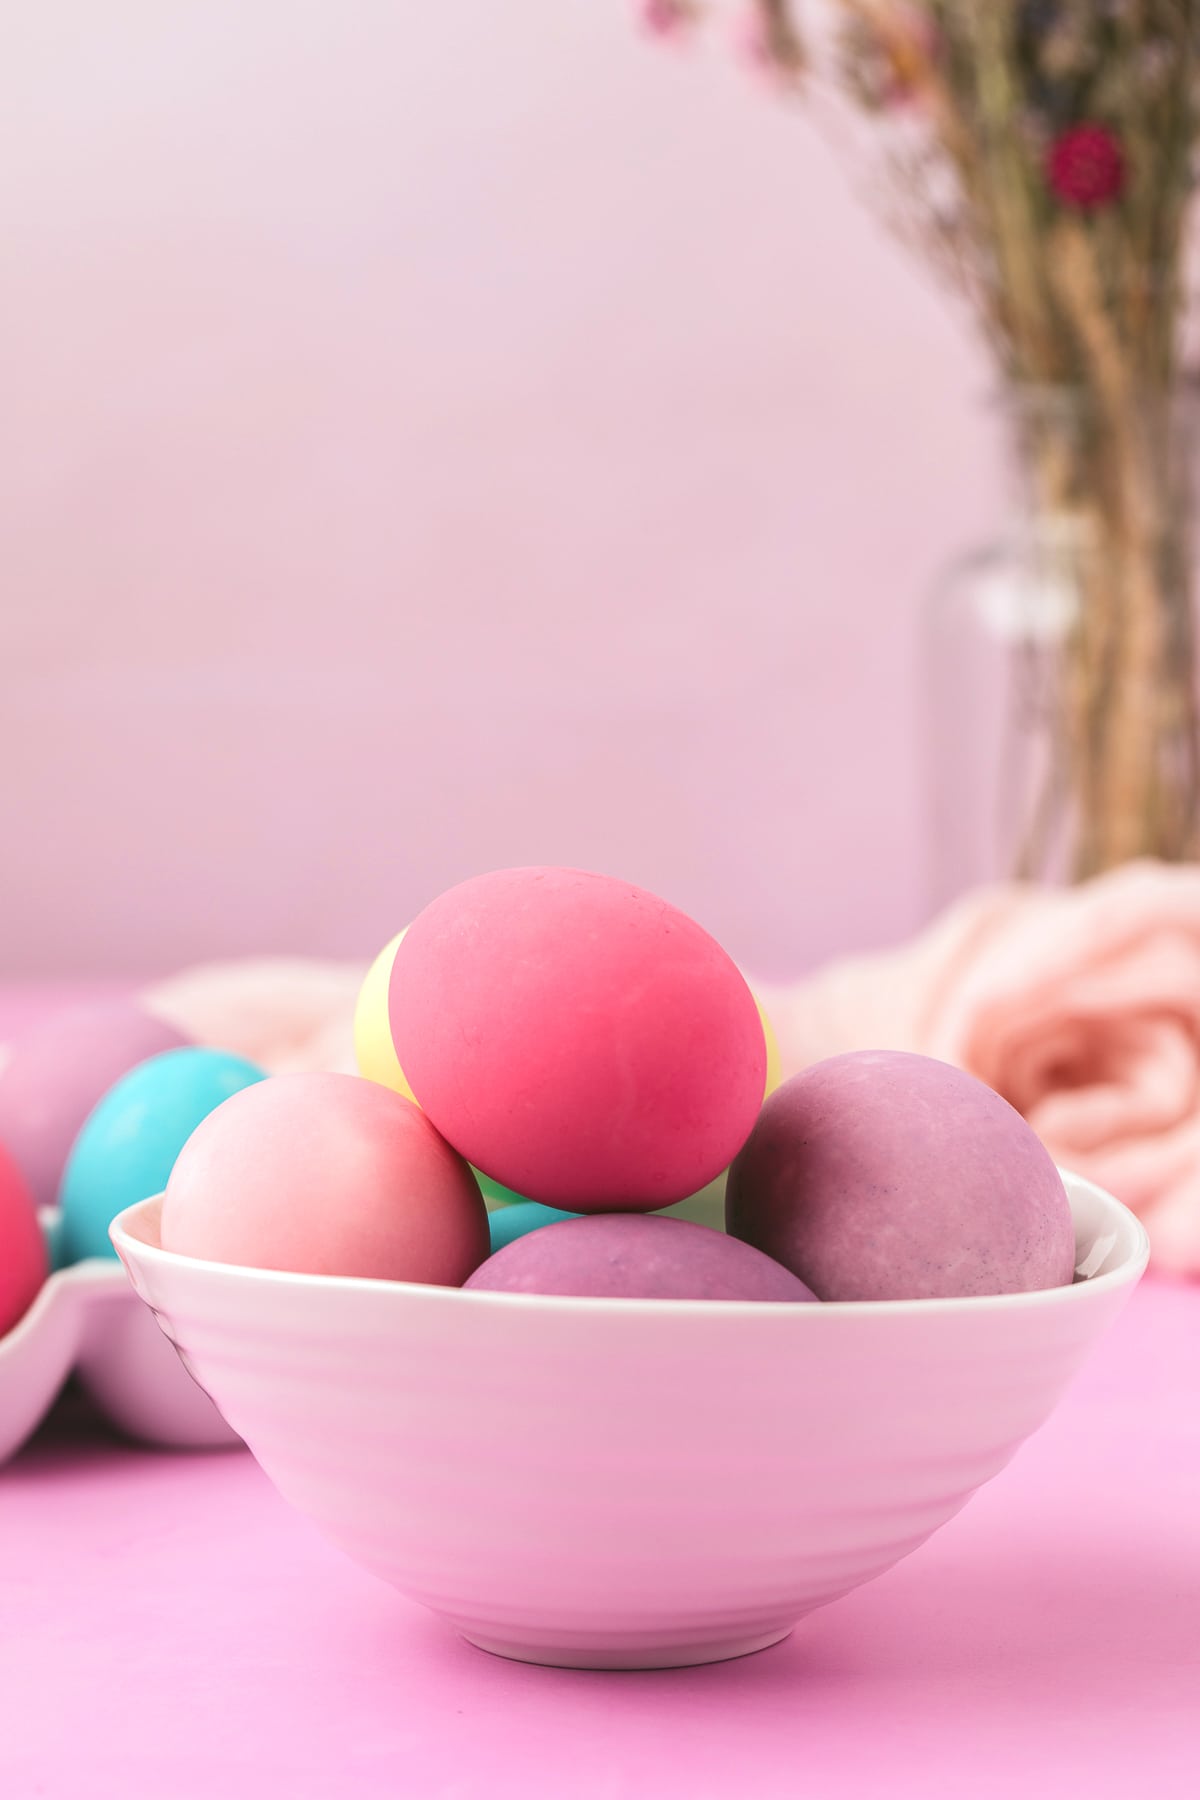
[758,861,1200,1276]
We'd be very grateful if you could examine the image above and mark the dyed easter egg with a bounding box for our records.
[0,1000,189,1208]
[60,1047,266,1262]
[727,1050,1076,1301]
[161,1072,490,1285]
[475,1171,531,1207]
[354,932,416,1103]
[390,868,765,1211]
[756,995,782,1099]
[0,1141,47,1335]
[488,1201,578,1252]
[357,934,530,1205]
[466,1213,816,1302]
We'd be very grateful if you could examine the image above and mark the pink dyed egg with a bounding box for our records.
[727,1051,1076,1301]
[465,1213,817,1302]
[161,1072,490,1285]
[390,867,765,1211]
[0,1140,47,1335]
[0,1000,189,1207]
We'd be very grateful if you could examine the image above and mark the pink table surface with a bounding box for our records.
[2,991,1199,1799]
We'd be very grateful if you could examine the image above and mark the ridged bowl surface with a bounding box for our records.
[111,1174,1147,1669]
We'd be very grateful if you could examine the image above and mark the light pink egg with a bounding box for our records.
[161,1072,490,1285]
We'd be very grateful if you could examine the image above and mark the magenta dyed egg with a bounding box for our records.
[390,868,765,1211]
[0,1140,47,1335]
[0,1001,189,1207]
[161,1072,490,1286]
[727,1051,1076,1301]
[465,1213,816,1301]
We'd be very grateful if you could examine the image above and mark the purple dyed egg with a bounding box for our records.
[0,1000,189,1207]
[464,1213,817,1302]
[727,1050,1076,1302]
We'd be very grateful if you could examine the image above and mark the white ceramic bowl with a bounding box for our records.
[111,1173,1147,1670]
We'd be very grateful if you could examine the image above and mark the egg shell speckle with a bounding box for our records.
[726,1050,1076,1301]
[390,867,766,1210]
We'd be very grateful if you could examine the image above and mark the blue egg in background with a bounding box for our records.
[58,1046,267,1262]
[488,1201,579,1252]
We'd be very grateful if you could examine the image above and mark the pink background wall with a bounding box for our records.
[0,3,998,980]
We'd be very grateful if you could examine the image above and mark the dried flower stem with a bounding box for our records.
[640,0,1200,881]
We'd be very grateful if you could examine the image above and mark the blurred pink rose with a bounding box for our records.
[756,861,1200,1277]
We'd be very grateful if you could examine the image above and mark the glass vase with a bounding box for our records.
[924,386,1200,907]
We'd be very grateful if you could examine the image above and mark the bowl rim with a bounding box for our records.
[109,1170,1150,1321]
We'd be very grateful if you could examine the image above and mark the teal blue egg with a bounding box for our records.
[59,1046,267,1262]
[488,1201,578,1252]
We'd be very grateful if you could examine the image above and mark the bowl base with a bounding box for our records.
[458,1624,793,1672]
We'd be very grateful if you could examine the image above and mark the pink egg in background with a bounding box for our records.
[390,867,766,1211]
[161,1071,490,1285]
[0,1000,189,1207]
[0,1139,47,1335]
[465,1212,817,1302]
[727,1050,1077,1301]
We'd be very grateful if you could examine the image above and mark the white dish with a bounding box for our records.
[112,1171,1146,1670]
[0,1214,241,1464]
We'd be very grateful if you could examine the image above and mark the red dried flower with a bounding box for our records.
[1046,123,1126,210]
[638,0,698,37]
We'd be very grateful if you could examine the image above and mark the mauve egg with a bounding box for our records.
[390,867,766,1211]
[0,1140,47,1335]
[465,1213,817,1302]
[726,1050,1076,1301]
[161,1072,490,1285]
[0,1000,189,1207]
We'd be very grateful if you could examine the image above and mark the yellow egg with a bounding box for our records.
[754,993,783,1100]
[354,931,416,1104]
[360,934,781,1171]
[356,932,532,1205]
